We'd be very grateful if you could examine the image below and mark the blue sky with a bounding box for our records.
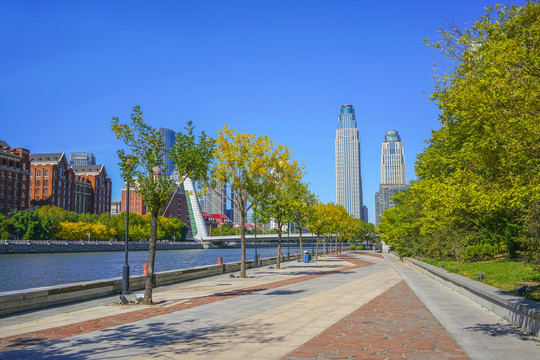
[0,0,525,223]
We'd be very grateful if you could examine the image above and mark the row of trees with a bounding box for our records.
[112,107,378,303]
[377,3,540,264]
[0,206,188,241]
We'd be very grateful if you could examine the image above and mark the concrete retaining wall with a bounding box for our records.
[405,257,540,337]
[0,253,315,317]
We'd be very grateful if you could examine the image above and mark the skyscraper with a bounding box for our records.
[375,130,408,226]
[159,127,176,175]
[69,152,96,166]
[335,104,366,221]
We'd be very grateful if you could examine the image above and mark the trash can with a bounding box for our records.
[303,251,310,263]
[308,252,312,261]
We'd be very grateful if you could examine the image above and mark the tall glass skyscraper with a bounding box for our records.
[159,128,176,175]
[375,130,408,226]
[335,104,367,221]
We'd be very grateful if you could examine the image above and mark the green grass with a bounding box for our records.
[424,259,540,302]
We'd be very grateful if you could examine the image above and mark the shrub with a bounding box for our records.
[349,244,356,250]
[460,243,500,262]
[357,244,364,250]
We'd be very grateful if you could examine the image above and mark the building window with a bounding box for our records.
[36,189,40,194]
[29,188,32,195]
[43,188,48,195]
[44,180,48,186]
[44,170,49,177]
[36,170,41,177]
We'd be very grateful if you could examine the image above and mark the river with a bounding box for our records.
[0,245,318,292]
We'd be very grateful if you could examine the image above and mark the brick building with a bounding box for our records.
[0,140,30,215]
[29,153,111,214]
[72,165,112,215]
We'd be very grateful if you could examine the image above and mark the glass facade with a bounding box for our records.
[335,104,366,221]
[69,152,96,166]
[159,128,176,176]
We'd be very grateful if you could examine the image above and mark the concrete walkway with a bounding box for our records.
[0,253,538,359]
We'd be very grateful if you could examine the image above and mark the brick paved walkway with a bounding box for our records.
[0,255,373,353]
[284,281,468,360]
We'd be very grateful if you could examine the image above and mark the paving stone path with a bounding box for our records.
[284,280,468,360]
[0,255,373,353]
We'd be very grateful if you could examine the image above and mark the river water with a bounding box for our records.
[0,245,318,293]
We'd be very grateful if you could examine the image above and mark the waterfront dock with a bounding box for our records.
[0,252,539,359]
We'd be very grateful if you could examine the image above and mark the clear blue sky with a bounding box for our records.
[0,0,525,223]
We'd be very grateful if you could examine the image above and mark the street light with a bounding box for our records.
[254,207,258,268]
[287,223,290,261]
[122,154,136,294]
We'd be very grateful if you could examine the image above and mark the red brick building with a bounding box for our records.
[0,140,30,215]
[29,153,111,214]
[72,165,112,215]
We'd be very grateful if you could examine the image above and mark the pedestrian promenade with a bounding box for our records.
[0,252,538,359]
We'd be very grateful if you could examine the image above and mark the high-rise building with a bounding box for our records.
[335,104,366,221]
[375,130,408,226]
[202,184,227,215]
[159,128,176,176]
[69,152,96,166]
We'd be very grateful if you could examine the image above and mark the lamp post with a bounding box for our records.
[122,154,135,294]
[287,223,290,261]
[254,207,258,268]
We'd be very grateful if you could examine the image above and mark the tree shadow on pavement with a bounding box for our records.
[0,319,287,359]
[265,289,306,296]
[465,322,540,342]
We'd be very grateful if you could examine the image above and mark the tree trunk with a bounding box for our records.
[299,227,303,262]
[276,229,282,269]
[316,231,320,259]
[335,235,338,254]
[143,212,158,304]
[323,235,326,255]
[240,212,246,278]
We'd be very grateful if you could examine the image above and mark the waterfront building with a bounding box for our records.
[0,140,30,215]
[375,130,408,226]
[69,152,96,166]
[335,104,366,221]
[30,153,110,214]
[72,165,112,214]
[159,127,176,176]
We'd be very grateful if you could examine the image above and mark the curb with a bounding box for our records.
[398,254,540,337]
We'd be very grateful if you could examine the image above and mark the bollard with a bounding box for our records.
[295,250,298,255]
[143,263,148,276]
[218,257,223,265]
[280,252,283,258]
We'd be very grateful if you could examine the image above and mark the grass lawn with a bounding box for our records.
[424,258,540,302]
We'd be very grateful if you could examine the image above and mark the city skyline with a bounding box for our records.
[1,0,525,223]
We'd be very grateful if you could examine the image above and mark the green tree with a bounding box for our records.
[257,169,303,269]
[112,106,214,304]
[380,3,540,262]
